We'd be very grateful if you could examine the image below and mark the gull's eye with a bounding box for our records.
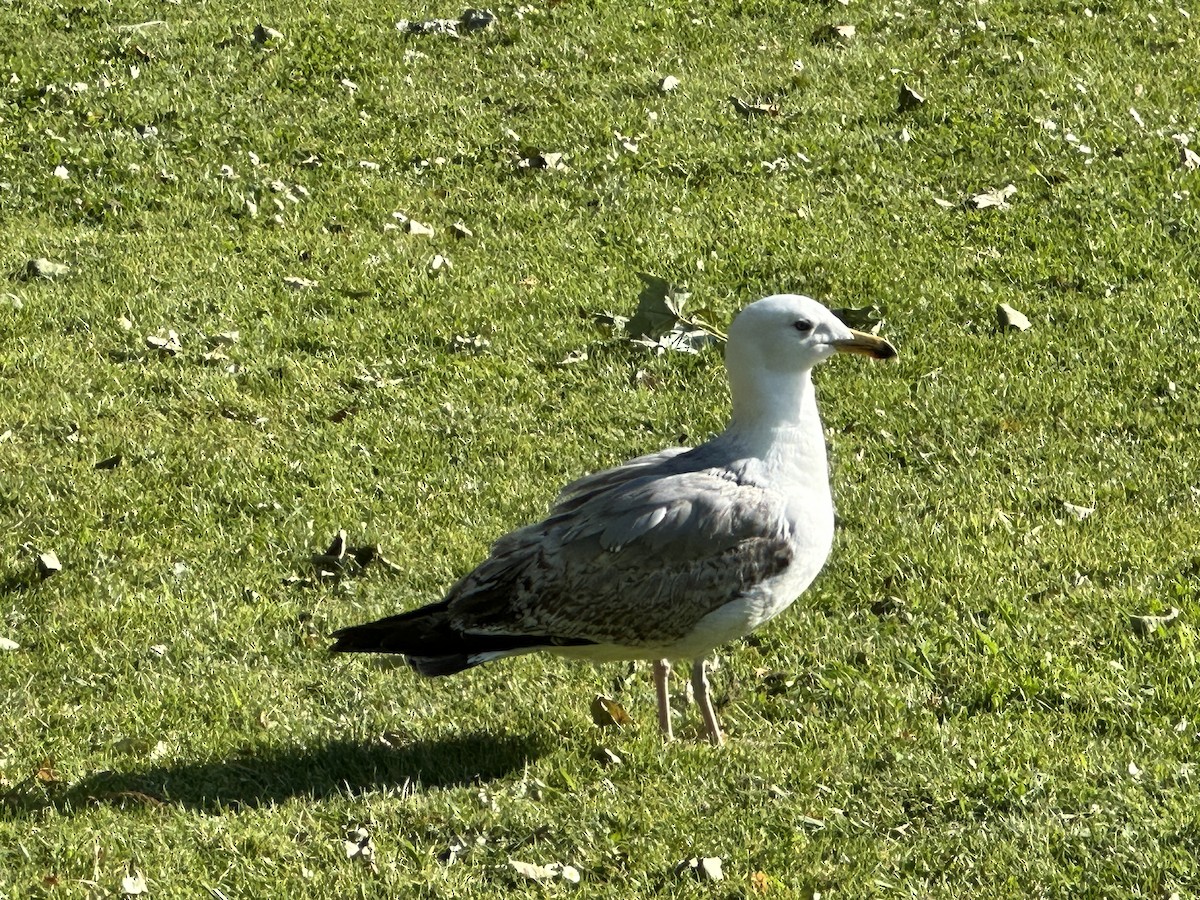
[793,318,814,334]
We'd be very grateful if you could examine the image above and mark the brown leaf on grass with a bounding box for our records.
[751,871,771,894]
[590,694,633,729]
[34,758,61,784]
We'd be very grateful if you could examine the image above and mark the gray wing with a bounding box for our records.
[441,465,795,647]
[549,447,690,514]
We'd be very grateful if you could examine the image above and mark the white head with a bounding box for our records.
[724,294,895,428]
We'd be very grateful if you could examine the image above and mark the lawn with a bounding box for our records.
[2,0,1199,896]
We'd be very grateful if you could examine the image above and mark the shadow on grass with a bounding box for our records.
[5,731,550,815]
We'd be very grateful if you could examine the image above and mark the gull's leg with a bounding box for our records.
[653,658,673,741]
[691,658,724,747]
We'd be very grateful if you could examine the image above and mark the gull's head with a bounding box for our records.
[724,294,896,429]
[726,294,897,376]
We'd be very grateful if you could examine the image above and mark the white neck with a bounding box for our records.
[720,366,829,483]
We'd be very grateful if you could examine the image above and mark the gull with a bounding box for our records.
[331,294,896,745]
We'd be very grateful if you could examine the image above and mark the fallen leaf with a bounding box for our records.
[590,694,633,729]
[751,871,771,894]
[996,303,1031,331]
[252,23,283,46]
[0,637,18,651]
[1060,500,1095,520]
[120,867,147,896]
[517,150,568,171]
[1130,607,1180,636]
[145,330,182,355]
[37,551,62,579]
[34,758,60,784]
[509,860,557,882]
[676,857,724,882]
[451,333,490,354]
[831,304,884,332]
[344,827,375,865]
[730,96,780,117]
[591,746,623,766]
[898,83,925,111]
[26,258,70,280]
[971,184,1017,210]
[814,23,856,42]
[397,8,495,36]
[205,330,240,348]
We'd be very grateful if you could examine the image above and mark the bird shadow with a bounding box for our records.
[4,731,550,816]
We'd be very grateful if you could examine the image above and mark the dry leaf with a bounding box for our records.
[26,258,70,280]
[252,23,283,46]
[145,330,182,356]
[37,551,61,579]
[996,303,1031,331]
[1130,607,1180,636]
[509,860,557,882]
[120,867,148,896]
[751,871,771,894]
[590,694,633,728]
[1061,500,1095,520]
[971,184,1017,210]
[34,758,60,784]
[591,746,623,766]
[676,857,724,882]
[898,83,925,111]
[730,96,780,117]
[344,827,375,865]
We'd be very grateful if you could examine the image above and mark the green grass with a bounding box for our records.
[2,0,1200,895]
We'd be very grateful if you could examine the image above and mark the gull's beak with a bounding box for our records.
[833,329,897,360]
